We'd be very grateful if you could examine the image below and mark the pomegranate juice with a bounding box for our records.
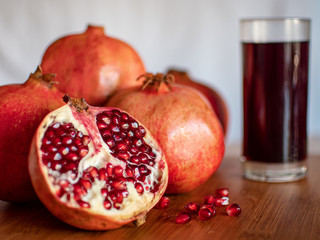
[242,41,309,163]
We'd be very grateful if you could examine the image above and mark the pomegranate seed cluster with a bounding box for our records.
[174,187,241,224]
[40,109,160,211]
[41,122,90,174]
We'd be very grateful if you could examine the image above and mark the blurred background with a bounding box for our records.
[0,0,319,145]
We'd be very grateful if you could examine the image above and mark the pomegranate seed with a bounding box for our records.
[116,142,128,151]
[63,162,77,171]
[101,116,111,125]
[121,122,130,130]
[77,200,90,208]
[73,185,87,197]
[57,129,66,137]
[79,147,89,157]
[47,145,58,152]
[65,152,79,161]
[130,156,140,164]
[138,165,149,175]
[121,113,129,121]
[204,195,215,205]
[226,203,241,217]
[115,192,123,203]
[175,212,191,224]
[77,131,83,138]
[101,188,108,197]
[59,179,69,189]
[56,188,66,198]
[112,116,120,125]
[42,138,51,146]
[129,147,139,154]
[105,138,115,148]
[53,152,62,161]
[117,151,130,161]
[125,177,134,184]
[99,168,107,180]
[101,129,112,138]
[133,139,143,147]
[97,121,107,129]
[45,130,55,139]
[148,160,155,166]
[138,153,148,163]
[127,131,134,138]
[214,197,229,207]
[198,205,216,221]
[53,137,62,146]
[64,123,74,129]
[114,166,124,177]
[82,136,91,146]
[155,196,170,209]
[74,137,82,146]
[110,180,126,190]
[59,146,70,155]
[62,136,72,145]
[106,163,114,176]
[111,125,120,133]
[135,126,146,138]
[103,200,112,209]
[184,202,200,214]
[125,168,134,177]
[70,145,78,152]
[215,188,229,197]
[135,182,144,194]
[52,122,61,129]
[88,167,99,178]
[80,178,92,190]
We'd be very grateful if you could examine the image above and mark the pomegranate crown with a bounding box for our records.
[30,66,57,88]
[137,73,175,92]
[63,95,89,112]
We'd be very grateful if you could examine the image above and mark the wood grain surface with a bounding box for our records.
[1,138,320,240]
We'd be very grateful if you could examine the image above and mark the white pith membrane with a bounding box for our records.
[36,105,165,220]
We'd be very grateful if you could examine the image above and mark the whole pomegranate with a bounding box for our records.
[167,69,229,136]
[28,96,168,230]
[106,73,225,194]
[0,66,64,202]
[41,25,145,106]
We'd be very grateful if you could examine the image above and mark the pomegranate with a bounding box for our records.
[41,25,145,106]
[106,73,225,194]
[167,69,229,136]
[0,66,64,202]
[28,96,168,230]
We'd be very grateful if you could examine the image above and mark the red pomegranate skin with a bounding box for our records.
[107,82,225,194]
[167,70,229,136]
[0,68,64,202]
[41,25,145,106]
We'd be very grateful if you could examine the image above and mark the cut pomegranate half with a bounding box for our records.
[28,96,168,230]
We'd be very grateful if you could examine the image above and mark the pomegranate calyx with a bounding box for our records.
[63,95,89,113]
[86,25,105,35]
[30,66,57,88]
[137,73,175,92]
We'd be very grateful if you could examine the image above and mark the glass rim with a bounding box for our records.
[240,17,311,23]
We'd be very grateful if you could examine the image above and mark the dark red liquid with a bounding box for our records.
[242,42,309,163]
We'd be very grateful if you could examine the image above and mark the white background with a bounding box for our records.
[0,0,319,145]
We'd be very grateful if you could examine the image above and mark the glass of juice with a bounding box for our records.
[240,18,311,182]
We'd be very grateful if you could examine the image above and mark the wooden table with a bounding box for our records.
[1,138,320,240]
